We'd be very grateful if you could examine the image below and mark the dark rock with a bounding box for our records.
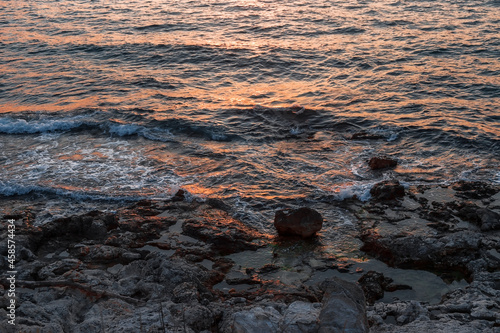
[370,180,405,201]
[173,282,200,303]
[182,208,267,255]
[319,277,369,333]
[274,207,323,238]
[171,189,186,202]
[206,198,231,212]
[358,271,411,305]
[182,303,216,332]
[452,180,499,199]
[360,230,482,276]
[475,208,500,231]
[44,213,114,241]
[457,205,500,231]
[368,156,398,170]
[358,271,392,304]
[37,259,84,280]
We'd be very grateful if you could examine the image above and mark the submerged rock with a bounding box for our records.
[274,207,323,238]
[368,156,398,170]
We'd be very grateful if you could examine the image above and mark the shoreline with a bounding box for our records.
[1,180,499,332]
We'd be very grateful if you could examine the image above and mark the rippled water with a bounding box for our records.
[1,0,499,227]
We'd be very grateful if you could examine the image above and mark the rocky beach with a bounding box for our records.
[2,0,500,331]
[1,180,499,332]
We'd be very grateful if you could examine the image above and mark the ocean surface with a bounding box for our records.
[1,0,499,226]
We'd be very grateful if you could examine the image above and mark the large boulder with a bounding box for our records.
[274,207,323,238]
[319,277,369,333]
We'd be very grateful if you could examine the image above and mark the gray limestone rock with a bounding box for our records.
[279,301,321,333]
[228,306,282,333]
[318,277,369,333]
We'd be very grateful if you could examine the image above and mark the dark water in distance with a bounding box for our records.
[1,0,499,228]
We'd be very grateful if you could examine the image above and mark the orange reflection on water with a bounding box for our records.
[182,184,217,198]
[58,154,84,161]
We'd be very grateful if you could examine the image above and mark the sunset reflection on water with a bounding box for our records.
[0,0,498,227]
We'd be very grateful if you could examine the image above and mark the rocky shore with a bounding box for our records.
[1,181,499,332]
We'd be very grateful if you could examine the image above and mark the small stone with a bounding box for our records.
[274,207,323,238]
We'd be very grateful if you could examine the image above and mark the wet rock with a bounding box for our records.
[358,271,408,305]
[369,156,398,170]
[227,306,281,333]
[43,212,116,241]
[225,270,261,285]
[274,207,323,238]
[319,277,369,333]
[206,198,232,212]
[458,205,500,231]
[370,180,405,201]
[182,208,267,255]
[361,230,482,275]
[280,301,321,333]
[452,180,499,199]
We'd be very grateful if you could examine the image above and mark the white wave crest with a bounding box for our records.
[0,116,88,134]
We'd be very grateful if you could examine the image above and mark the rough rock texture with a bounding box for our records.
[182,208,269,255]
[318,278,369,333]
[353,181,500,332]
[0,198,362,333]
[370,180,405,201]
[1,181,499,332]
[358,271,411,305]
[368,156,398,170]
[220,301,322,333]
[280,301,321,333]
[274,207,323,238]
[229,306,281,333]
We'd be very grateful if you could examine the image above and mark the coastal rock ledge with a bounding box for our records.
[274,207,323,238]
